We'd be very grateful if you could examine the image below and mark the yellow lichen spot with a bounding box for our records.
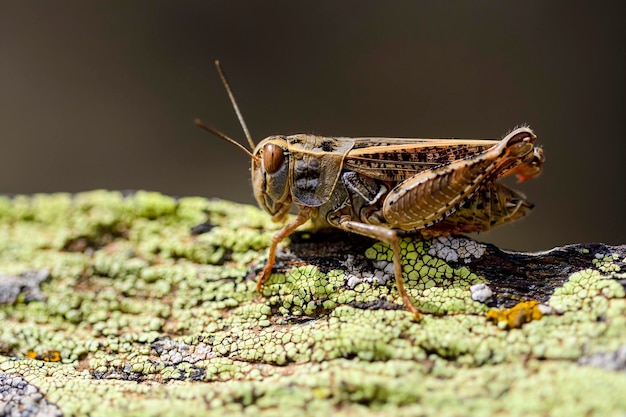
[487,301,543,329]
[25,350,62,362]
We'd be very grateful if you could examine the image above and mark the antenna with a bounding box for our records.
[194,60,258,160]
[214,60,255,150]
[194,118,256,159]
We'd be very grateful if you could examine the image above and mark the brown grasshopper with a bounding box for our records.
[196,61,544,317]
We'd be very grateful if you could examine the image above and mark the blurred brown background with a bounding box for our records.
[1,1,624,251]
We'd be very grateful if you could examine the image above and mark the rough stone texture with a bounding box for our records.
[0,270,49,305]
[0,372,62,417]
[0,190,625,416]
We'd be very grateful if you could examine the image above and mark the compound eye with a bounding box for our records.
[263,143,284,174]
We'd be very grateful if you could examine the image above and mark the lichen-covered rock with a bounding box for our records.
[0,372,62,417]
[0,191,625,416]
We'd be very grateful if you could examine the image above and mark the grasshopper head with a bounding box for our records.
[197,61,292,222]
[252,136,292,222]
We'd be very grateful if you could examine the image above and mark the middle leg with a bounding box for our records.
[328,215,421,318]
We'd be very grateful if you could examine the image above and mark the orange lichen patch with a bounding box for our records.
[26,350,62,362]
[486,301,543,329]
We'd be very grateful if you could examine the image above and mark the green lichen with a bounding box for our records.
[550,269,625,316]
[592,253,622,274]
[362,239,488,314]
[1,191,626,416]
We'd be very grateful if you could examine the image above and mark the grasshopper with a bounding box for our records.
[196,61,544,317]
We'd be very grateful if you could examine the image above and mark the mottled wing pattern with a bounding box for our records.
[344,137,498,182]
